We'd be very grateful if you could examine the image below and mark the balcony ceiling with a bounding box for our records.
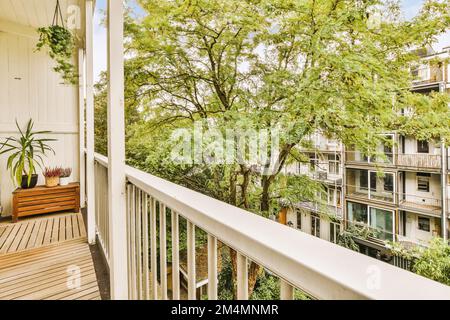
[0,0,82,29]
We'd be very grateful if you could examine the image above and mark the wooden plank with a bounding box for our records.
[18,200,76,212]
[59,216,66,242]
[0,224,21,254]
[25,220,41,249]
[18,195,76,206]
[17,222,34,251]
[34,219,48,248]
[78,213,86,237]
[72,214,80,239]
[43,217,54,245]
[0,225,15,249]
[66,215,73,240]
[7,223,28,253]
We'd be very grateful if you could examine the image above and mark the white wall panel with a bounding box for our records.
[0,31,80,217]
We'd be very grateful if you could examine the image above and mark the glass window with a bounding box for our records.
[311,214,320,237]
[359,171,368,190]
[296,209,302,230]
[417,176,430,192]
[309,154,318,171]
[347,202,368,224]
[369,207,393,241]
[418,216,430,232]
[417,140,429,153]
[384,174,394,192]
[370,172,377,193]
[328,154,340,175]
[330,222,341,244]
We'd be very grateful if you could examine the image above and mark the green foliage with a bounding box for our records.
[0,119,56,187]
[412,238,450,285]
[392,238,450,286]
[36,25,78,84]
[337,225,379,252]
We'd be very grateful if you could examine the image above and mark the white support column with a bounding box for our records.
[441,141,448,241]
[85,0,96,245]
[107,0,128,299]
[78,48,86,209]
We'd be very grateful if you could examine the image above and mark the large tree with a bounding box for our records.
[96,0,450,297]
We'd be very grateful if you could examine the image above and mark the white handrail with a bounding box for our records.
[94,153,450,300]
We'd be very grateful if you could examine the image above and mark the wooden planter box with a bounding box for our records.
[12,183,80,223]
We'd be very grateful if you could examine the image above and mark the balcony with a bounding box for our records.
[296,201,343,219]
[411,65,444,87]
[345,151,394,166]
[397,154,441,170]
[346,169,395,204]
[1,0,450,301]
[398,193,442,216]
[91,154,450,299]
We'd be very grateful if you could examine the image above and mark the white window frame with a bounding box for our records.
[311,214,321,238]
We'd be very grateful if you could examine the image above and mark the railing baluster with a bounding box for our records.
[130,185,137,299]
[142,193,150,299]
[159,203,168,300]
[171,211,180,300]
[150,197,158,299]
[187,220,196,300]
[207,234,218,300]
[136,189,142,299]
[280,280,294,300]
[126,183,132,298]
[237,253,248,300]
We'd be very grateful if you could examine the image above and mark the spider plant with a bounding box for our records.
[0,119,56,187]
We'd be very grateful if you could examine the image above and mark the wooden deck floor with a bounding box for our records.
[0,212,101,300]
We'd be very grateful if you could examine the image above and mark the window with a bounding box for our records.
[336,190,341,206]
[369,207,394,241]
[347,202,368,224]
[417,174,430,192]
[359,171,368,190]
[383,174,394,192]
[309,154,318,171]
[328,154,340,175]
[370,172,377,193]
[330,222,341,244]
[311,214,320,237]
[417,140,429,153]
[418,216,430,232]
[296,209,302,230]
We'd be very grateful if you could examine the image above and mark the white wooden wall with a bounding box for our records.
[0,31,80,217]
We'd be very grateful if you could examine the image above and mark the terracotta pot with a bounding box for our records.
[45,176,60,188]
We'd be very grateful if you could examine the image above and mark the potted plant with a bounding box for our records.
[59,167,72,186]
[0,119,56,189]
[35,0,77,84]
[43,167,62,187]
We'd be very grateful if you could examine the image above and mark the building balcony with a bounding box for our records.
[411,65,444,87]
[398,193,442,216]
[89,154,450,299]
[296,201,343,219]
[345,151,394,166]
[397,153,441,170]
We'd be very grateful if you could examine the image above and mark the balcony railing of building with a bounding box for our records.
[296,201,343,219]
[346,221,394,243]
[397,153,441,170]
[411,65,444,86]
[93,153,450,299]
[345,184,395,203]
[398,193,443,215]
[345,151,394,166]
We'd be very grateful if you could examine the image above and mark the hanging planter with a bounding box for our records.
[35,0,78,84]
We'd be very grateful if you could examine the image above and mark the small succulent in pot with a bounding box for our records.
[43,167,62,187]
[59,167,72,186]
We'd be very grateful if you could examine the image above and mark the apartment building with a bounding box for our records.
[283,46,450,260]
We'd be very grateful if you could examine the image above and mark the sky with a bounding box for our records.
[93,0,450,83]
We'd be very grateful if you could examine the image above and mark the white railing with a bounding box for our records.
[94,154,110,263]
[93,153,450,300]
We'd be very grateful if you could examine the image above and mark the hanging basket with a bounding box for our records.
[35,0,78,84]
